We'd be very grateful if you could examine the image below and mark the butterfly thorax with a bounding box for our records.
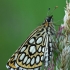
[43,15,53,27]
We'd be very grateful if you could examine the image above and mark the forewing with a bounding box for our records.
[6,25,46,70]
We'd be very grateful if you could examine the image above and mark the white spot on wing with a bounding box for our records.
[26,58,30,64]
[6,65,10,69]
[14,54,18,60]
[34,67,39,70]
[31,57,35,65]
[29,46,36,54]
[29,38,35,43]
[36,56,40,64]
[20,53,25,60]
[36,37,42,44]
[44,48,48,53]
[49,36,51,42]
[21,46,26,52]
[19,67,27,70]
[45,52,48,57]
[10,68,14,70]
[42,47,44,52]
[48,31,51,34]
[38,46,42,52]
[50,47,52,51]
[46,48,48,53]
[15,62,19,67]
[41,56,44,61]
[50,56,52,59]
[45,57,48,61]
[50,51,52,55]
[23,56,28,63]
[45,62,48,67]
[49,43,52,47]
[28,69,33,70]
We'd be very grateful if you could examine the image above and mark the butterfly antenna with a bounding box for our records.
[49,6,58,16]
[53,18,63,26]
[47,8,51,16]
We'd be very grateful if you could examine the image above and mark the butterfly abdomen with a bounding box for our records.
[44,19,55,67]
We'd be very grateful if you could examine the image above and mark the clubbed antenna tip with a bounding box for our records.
[55,6,58,9]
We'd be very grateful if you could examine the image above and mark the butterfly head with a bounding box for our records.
[43,6,58,25]
[46,15,53,22]
[43,15,53,27]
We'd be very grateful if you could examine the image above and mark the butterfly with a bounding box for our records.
[6,15,56,70]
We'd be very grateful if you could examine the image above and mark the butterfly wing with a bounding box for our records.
[6,25,47,70]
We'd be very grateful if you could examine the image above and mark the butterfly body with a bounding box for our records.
[6,15,56,70]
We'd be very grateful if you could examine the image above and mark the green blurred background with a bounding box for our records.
[0,0,66,70]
